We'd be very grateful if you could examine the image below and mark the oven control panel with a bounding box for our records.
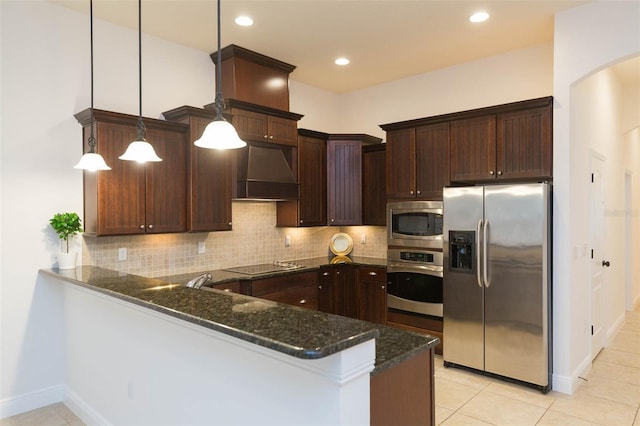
[399,251,434,263]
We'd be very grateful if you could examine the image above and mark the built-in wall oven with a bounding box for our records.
[387,201,443,249]
[386,248,443,317]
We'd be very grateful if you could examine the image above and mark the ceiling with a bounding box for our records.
[53,0,640,94]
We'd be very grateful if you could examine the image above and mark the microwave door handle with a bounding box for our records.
[483,219,490,287]
[476,220,483,288]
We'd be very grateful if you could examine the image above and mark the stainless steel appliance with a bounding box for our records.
[387,201,443,249]
[443,183,551,392]
[387,248,443,317]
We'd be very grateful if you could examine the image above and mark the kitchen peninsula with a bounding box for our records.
[39,262,438,426]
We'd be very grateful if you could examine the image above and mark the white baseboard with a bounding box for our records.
[606,311,626,345]
[552,353,592,395]
[64,387,110,426]
[0,385,64,419]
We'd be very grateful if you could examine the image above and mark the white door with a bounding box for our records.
[590,154,606,359]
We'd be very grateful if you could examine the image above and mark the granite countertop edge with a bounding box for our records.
[40,257,439,374]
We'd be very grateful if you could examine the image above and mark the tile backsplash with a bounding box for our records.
[83,202,387,277]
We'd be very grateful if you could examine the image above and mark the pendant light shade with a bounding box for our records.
[120,0,162,163]
[74,0,111,171]
[194,0,246,150]
[194,117,246,150]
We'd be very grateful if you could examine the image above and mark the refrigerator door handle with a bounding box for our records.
[476,219,483,287]
[483,219,490,287]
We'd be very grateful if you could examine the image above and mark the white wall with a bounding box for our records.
[0,0,215,416]
[553,0,640,393]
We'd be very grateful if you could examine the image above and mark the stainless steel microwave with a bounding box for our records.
[387,201,444,249]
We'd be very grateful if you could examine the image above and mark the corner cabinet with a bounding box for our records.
[75,109,188,236]
[163,106,234,232]
[327,134,383,226]
[277,129,328,227]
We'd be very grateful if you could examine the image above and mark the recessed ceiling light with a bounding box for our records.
[235,16,254,26]
[335,57,350,66]
[469,11,489,23]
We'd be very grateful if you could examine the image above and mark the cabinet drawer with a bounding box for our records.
[251,271,317,296]
[259,284,318,310]
[358,267,386,282]
[209,280,241,294]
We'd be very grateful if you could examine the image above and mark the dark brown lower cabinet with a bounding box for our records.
[387,309,444,355]
[357,267,387,324]
[370,348,434,426]
[251,271,318,310]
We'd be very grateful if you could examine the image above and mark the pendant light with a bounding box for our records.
[119,0,162,163]
[194,0,246,150]
[74,0,111,171]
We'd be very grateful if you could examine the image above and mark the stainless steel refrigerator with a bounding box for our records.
[443,183,551,392]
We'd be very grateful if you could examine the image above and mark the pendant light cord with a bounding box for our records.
[88,0,96,152]
[136,0,145,139]
[214,0,224,118]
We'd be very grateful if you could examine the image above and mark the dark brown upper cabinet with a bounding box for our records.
[75,109,188,236]
[384,123,449,201]
[163,106,235,232]
[211,44,296,111]
[381,96,552,188]
[362,143,387,225]
[277,129,328,227]
[327,134,383,226]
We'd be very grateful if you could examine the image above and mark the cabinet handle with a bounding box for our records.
[228,222,232,226]
[318,285,323,289]
[300,220,304,224]
[331,218,335,223]
[269,135,274,140]
[337,271,340,275]
[263,135,268,139]
[223,288,232,292]
[410,190,414,195]
[322,272,329,276]
[417,190,421,195]
[299,299,306,304]
[148,224,153,229]
[497,171,503,176]
[381,285,385,289]
[490,170,495,175]
[139,225,144,229]
[369,271,377,276]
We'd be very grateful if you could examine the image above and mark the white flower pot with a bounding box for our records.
[57,252,77,270]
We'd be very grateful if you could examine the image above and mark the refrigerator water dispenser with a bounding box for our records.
[449,230,474,273]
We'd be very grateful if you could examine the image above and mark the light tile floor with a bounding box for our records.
[2,307,639,426]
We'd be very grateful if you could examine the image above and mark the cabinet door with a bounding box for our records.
[450,115,496,182]
[327,140,362,225]
[145,127,188,234]
[497,105,552,180]
[386,128,416,199]
[362,145,386,225]
[357,267,387,324]
[318,267,336,314]
[189,116,234,231]
[335,266,358,318]
[93,121,146,235]
[298,135,327,226]
[415,123,449,200]
[267,116,298,147]
[231,108,268,142]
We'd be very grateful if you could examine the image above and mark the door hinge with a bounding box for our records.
[591,325,594,335]
[591,249,594,259]
[591,173,594,183]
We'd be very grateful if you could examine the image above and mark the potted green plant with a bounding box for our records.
[49,212,82,269]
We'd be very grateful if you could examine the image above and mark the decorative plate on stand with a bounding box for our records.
[329,233,353,256]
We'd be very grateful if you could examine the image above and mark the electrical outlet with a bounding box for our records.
[198,241,206,254]
[284,235,291,247]
[118,247,127,261]
[360,234,366,244]
[127,381,135,400]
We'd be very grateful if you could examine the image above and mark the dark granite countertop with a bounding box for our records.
[40,260,438,375]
